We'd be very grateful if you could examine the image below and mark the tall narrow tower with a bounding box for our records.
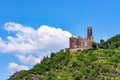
[87,27,92,37]
[87,27,93,41]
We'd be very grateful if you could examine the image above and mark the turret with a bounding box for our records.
[87,27,93,41]
[87,27,92,37]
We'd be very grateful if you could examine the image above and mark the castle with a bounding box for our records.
[69,27,94,51]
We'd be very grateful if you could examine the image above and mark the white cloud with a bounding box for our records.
[1,22,71,54]
[8,62,29,73]
[0,22,72,65]
[16,54,40,64]
[2,22,72,77]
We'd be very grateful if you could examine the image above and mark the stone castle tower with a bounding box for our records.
[69,27,94,51]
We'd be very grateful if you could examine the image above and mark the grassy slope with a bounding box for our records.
[9,49,120,80]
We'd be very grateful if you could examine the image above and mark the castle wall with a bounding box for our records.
[69,37,77,49]
[69,27,94,51]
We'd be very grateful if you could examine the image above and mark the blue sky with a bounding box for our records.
[0,0,120,80]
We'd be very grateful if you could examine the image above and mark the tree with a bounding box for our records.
[92,41,98,49]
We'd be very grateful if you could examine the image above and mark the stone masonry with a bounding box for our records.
[69,27,94,51]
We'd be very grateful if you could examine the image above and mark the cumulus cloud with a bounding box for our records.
[8,62,29,73]
[1,22,71,54]
[0,22,72,66]
[16,54,40,64]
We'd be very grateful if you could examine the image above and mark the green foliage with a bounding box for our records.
[8,49,120,80]
[107,34,120,48]
[93,34,120,49]
[8,70,29,80]
[92,41,98,49]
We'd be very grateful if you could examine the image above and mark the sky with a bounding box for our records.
[0,0,120,79]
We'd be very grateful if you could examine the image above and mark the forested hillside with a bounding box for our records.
[8,34,120,80]
[9,49,120,80]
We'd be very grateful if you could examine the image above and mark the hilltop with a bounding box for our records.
[8,49,120,80]
[8,34,120,80]
[93,34,120,49]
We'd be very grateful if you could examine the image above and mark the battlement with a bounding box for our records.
[69,27,94,51]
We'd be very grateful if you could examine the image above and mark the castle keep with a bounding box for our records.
[69,27,94,51]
